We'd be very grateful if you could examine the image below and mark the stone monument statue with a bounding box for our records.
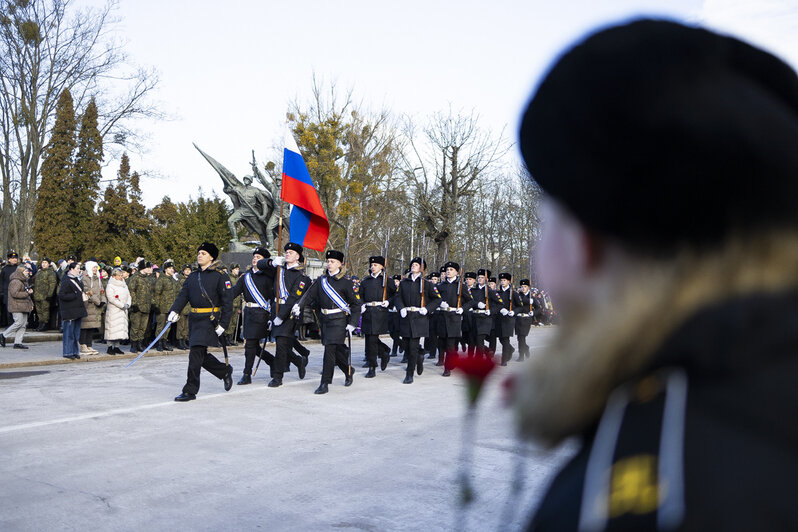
[193,143,287,251]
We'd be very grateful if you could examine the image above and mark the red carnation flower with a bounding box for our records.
[451,355,496,406]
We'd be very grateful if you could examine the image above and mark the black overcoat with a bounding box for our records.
[359,272,396,335]
[58,275,88,321]
[304,271,361,345]
[270,264,311,338]
[395,274,442,338]
[515,290,536,336]
[169,261,233,347]
[232,263,275,340]
[468,284,502,336]
[436,277,476,338]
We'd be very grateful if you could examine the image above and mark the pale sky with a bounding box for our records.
[76,0,798,208]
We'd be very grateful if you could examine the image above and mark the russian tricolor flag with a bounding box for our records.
[281,131,330,251]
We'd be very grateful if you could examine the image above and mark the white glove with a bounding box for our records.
[456,307,463,315]
[361,304,366,314]
[380,300,389,307]
[485,309,491,316]
[508,311,515,317]
[440,301,450,310]
[400,308,408,318]
[500,308,509,316]
[291,304,301,317]
[215,325,225,336]
[271,256,285,267]
[419,307,428,316]
[273,316,283,326]
[346,324,356,334]
[167,311,179,323]
[530,311,534,317]
[478,302,486,309]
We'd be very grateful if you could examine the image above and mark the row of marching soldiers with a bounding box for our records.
[173,240,548,400]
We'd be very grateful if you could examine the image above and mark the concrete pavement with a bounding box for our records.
[0,327,573,531]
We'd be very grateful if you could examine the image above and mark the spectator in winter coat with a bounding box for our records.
[79,260,106,355]
[104,268,131,355]
[0,265,34,349]
[58,262,87,360]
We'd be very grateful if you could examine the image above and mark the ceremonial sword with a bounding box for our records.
[126,322,172,368]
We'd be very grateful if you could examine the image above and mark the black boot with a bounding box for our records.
[130,341,140,354]
[156,340,164,352]
[163,340,173,352]
[314,383,329,394]
[107,346,116,355]
[238,374,252,385]
[365,367,376,378]
[0,333,5,347]
[403,373,414,384]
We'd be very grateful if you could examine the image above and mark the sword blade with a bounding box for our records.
[126,322,172,368]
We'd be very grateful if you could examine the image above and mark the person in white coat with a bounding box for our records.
[104,268,131,355]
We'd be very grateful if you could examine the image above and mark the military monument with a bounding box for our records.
[194,143,288,252]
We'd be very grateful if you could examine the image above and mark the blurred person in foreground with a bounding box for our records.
[514,19,798,531]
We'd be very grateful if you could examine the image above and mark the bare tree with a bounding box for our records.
[0,0,159,254]
[403,107,510,266]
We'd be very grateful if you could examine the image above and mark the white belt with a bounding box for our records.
[365,301,384,307]
[516,313,530,317]
[404,306,424,312]
[277,298,286,305]
[441,307,460,312]
[472,309,490,315]
[245,302,267,308]
[321,308,346,315]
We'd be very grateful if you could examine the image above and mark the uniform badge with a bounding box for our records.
[296,290,302,296]
[225,280,232,289]
[299,281,306,289]
[355,294,361,300]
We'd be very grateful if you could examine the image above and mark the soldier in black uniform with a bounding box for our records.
[167,242,234,402]
[495,272,522,366]
[461,271,477,354]
[231,247,275,384]
[395,257,442,383]
[436,261,475,376]
[514,279,535,360]
[298,249,361,394]
[468,269,502,359]
[359,255,395,378]
[388,274,402,357]
[266,242,310,388]
[424,269,441,363]
[487,275,499,356]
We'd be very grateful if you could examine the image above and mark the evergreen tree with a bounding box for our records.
[91,153,151,261]
[71,98,103,257]
[33,89,77,258]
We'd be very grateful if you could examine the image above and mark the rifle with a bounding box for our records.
[382,228,391,301]
[420,233,426,307]
[457,248,466,308]
[482,241,490,312]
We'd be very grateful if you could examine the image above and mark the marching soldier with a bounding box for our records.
[495,272,521,366]
[388,274,402,357]
[127,260,154,353]
[153,260,180,351]
[469,269,502,359]
[32,257,57,331]
[394,257,442,383]
[297,249,361,394]
[487,274,499,356]
[167,242,234,402]
[231,247,275,384]
[266,242,310,388]
[461,271,477,354]
[225,263,241,345]
[359,255,395,378]
[436,261,475,376]
[515,279,535,360]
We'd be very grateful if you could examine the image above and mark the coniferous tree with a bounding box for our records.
[71,98,103,257]
[34,89,77,258]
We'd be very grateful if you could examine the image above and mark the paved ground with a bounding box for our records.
[0,328,574,531]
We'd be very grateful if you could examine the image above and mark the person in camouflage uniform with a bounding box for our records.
[127,260,154,353]
[225,263,241,345]
[153,260,181,351]
[32,257,57,331]
[175,264,192,350]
